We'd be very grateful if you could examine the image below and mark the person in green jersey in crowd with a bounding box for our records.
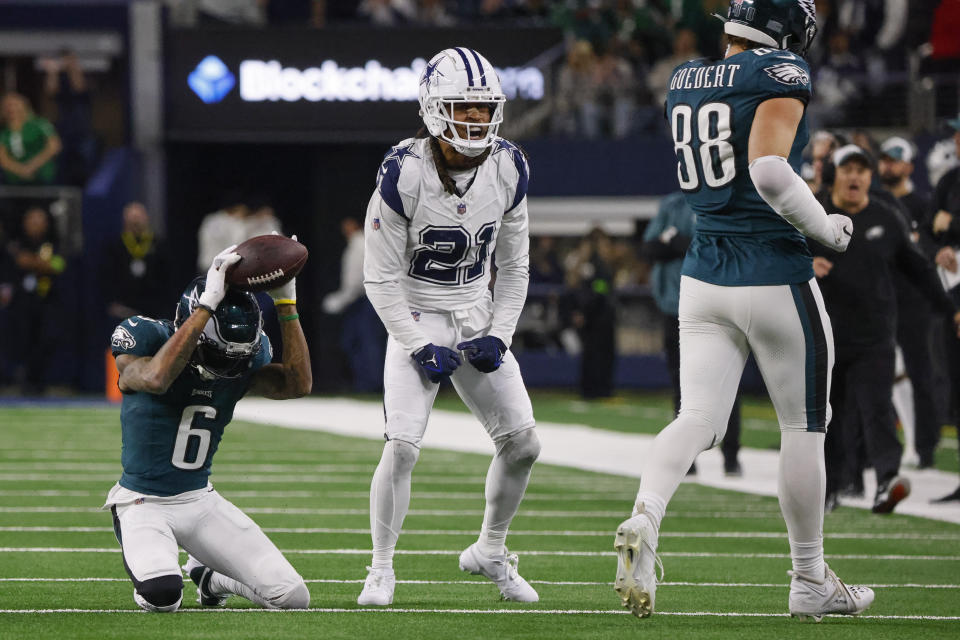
[0,92,61,185]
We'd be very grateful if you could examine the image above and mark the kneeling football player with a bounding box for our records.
[103,245,313,612]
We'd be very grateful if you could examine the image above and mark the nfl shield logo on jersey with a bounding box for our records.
[411,311,421,322]
[457,202,467,216]
[372,217,381,231]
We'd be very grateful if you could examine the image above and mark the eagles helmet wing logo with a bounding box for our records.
[764,62,809,86]
[111,326,137,350]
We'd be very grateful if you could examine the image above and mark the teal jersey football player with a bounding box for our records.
[111,314,272,496]
[103,242,313,614]
[615,0,874,624]
[666,45,815,285]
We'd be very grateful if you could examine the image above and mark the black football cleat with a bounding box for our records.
[183,559,227,607]
[872,476,910,514]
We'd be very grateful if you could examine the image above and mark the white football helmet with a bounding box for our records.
[418,47,506,157]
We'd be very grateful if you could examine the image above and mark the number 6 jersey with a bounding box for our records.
[666,47,814,286]
[109,316,272,496]
[363,135,531,353]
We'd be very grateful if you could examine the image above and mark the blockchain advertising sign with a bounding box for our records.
[166,28,562,142]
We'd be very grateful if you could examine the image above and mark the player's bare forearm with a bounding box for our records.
[249,306,312,399]
[116,309,211,394]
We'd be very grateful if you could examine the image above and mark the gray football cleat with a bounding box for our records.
[788,563,875,622]
[459,543,538,602]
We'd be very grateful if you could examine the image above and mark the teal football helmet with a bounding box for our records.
[718,0,818,57]
[175,277,262,378]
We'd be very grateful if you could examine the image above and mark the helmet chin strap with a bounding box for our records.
[454,143,487,158]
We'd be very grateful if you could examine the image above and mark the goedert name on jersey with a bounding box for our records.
[376,136,529,310]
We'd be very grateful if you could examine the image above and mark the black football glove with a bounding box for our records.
[412,343,462,383]
[456,336,507,373]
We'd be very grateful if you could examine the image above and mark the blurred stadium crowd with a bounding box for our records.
[0,0,959,477]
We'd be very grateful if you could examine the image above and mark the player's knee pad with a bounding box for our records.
[386,438,420,476]
[496,429,541,468]
[133,574,183,613]
[267,580,310,610]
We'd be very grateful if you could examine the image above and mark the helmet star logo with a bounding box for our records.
[420,58,445,87]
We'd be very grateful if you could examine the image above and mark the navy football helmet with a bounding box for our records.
[175,276,262,379]
[717,0,818,57]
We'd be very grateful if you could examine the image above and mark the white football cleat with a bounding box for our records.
[357,567,395,606]
[614,506,662,618]
[459,543,539,602]
[788,564,875,622]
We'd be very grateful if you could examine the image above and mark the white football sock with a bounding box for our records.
[477,429,541,557]
[634,416,715,531]
[369,439,419,570]
[207,572,272,607]
[206,573,309,609]
[633,492,667,531]
[891,376,916,456]
[778,431,825,581]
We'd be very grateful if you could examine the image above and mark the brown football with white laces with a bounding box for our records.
[225,234,307,292]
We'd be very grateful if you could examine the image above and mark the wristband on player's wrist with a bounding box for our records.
[279,313,300,322]
[196,302,215,315]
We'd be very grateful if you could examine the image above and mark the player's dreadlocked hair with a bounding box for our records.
[416,126,491,196]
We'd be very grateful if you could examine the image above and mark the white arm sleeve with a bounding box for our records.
[362,191,430,354]
[489,198,530,348]
[323,235,366,313]
[749,155,852,252]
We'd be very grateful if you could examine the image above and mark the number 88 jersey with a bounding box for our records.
[666,48,814,285]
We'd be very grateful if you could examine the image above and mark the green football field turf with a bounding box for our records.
[1,397,959,639]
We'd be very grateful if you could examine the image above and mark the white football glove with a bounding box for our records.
[268,232,297,305]
[825,214,853,252]
[198,245,241,311]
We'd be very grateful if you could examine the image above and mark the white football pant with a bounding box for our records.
[106,484,305,607]
[382,295,535,445]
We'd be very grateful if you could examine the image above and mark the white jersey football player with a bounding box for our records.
[358,47,540,606]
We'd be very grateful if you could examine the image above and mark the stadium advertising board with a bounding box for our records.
[165,28,562,142]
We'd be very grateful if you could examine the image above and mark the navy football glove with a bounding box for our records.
[456,336,507,373]
[412,343,462,383]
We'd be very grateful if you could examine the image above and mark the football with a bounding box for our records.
[225,234,308,292]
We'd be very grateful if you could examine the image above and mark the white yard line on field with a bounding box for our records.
[0,608,958,620]
[0,506,788,518]
[1,547,957,560]
[2,526,959,541]
[233,397,960,525]
[3,577,959,589]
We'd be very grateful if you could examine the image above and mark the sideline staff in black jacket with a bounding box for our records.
[810,145,960,513]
